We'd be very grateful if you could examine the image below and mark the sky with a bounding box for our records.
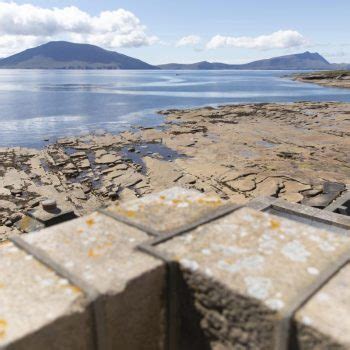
[0,0,349,64]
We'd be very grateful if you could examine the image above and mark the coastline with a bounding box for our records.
[292,70,350,89]
[1,101,349,240]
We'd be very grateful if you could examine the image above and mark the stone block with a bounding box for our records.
[0,242,93,350]
[28,204,77,227]
[295,263,350,349]
[156,207,350,349]
[104,186,229,235]
[249,196,350,234]
[22,212,166,350]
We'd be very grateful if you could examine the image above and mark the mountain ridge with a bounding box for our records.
[158,52,344,70]
[0,41,158,70]
[0,42,348,70]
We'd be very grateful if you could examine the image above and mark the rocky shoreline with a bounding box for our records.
[1,101,350,240]
[293,70,350,89]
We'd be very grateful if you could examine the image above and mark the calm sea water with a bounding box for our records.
[0,69,349,148]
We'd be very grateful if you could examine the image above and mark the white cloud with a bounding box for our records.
[206,30,307,50]
[176,35,201,47]
[0,2,158,56]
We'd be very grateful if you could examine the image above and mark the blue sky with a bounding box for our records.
[0,0,349,64]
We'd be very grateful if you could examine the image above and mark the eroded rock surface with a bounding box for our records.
[0,102,349,240]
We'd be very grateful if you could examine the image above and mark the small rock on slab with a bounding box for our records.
[42,199,57,211]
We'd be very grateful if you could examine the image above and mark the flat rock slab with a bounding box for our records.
[0,242,92,349]
[104,187,228,235]
[95,154,121,164]
[156,207,350,349]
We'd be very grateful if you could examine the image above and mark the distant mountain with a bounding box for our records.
[158,52,335,70]
[0,41,158,70]
[0,44,347,71]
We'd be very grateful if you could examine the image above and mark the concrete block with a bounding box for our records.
[156,207,350,349]
[28,204,77,227]
[0,242,93,350]
[326,191,350,216]
[104,186,228,235]
[295,263,350,349]
[22,212,166,350]
[248,196,350,234]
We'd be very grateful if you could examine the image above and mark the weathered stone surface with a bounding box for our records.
[280,192,304,203]
[0,242,93,349]
[23,212,166,350]
[157,208,350,349]
[105,187,226,234]
[295,264,350,349]
[95,154,120,164]
[1,102,350,239]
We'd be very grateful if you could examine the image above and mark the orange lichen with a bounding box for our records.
[67,285,81,294]
[270,219,281,230]
[124,210,136,218]
[197,198,222,206]
[0,319,7,339]
[86,218,95,227]
[159,195,166,200]
[0,283,4,288]
[88,248,99,257]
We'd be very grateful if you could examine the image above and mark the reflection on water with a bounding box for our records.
[0,69,349,148]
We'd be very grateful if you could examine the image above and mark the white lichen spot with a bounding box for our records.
[180,259,199,272]
[201,249,211,255]
[241,255,265,269]
[316,292,331,302]
[282,240,310,262]
[204,268,213,277]
[265,298,285,310]
[212,244,248,256]
[318,240,335,252]
[40,279,54,287]
[182,234,193,243]
[7,246,19,254]
[217,255,264,274]
[307,267,319,276]
[25,255,33,261]
[259,239,278,254]
[64,261,74,268]
[83,272,94,280]
[302,316,313,326]
[244,276,272,300]
[58,278,69,286]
